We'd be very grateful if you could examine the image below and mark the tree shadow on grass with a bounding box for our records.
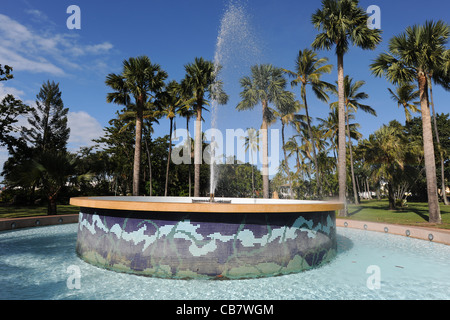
[348,200,431,223]
[347,207,363,216]
[403,207,429,222]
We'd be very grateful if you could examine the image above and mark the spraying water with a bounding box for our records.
[210,1,262,198]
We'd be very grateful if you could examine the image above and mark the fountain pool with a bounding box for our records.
[1,221,449,300]
[70,196,342,279]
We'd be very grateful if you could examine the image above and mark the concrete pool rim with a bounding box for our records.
[69,196,345,213]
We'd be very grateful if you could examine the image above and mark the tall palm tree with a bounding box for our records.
[118,106,161,196]
[330,76,376,204]
[176,94,196,197]
[283,48,334,196]
[272,101,301,199]
[371,20,450,224]
[387,83,420,122]
[242,128,260,197]
[159,80,185,197]
[182,57,228,197]
[237,64,294,198]
[312,0,382,215]
[106,56,168,196]
[428,67,450,205]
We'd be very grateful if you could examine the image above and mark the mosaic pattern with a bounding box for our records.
[76,208,337,279]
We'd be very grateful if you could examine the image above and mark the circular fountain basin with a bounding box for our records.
[70,196,343,280]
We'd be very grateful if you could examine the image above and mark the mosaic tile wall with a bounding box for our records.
[76,208,337,279]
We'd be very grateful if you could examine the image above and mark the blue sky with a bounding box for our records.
[0,0,449,173]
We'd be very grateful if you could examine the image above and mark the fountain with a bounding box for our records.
[209,1,262,199]
[70,2,343,280]
[70,196,342,279]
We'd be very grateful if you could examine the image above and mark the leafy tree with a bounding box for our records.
[22,80,70,153]
[0,65,31,151]
[312,0,382,215]
[94,113,136,195]
[106,56,168,196]
[0,64,13,82]
[361,123,409,210]
[371,20,450,223]
[3,81,72,214]
[0,94,31,151]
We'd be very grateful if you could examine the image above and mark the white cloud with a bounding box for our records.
[0,46,65,76]
[0,82,25,100]
[67,111,104,150]
[0,13,114,76]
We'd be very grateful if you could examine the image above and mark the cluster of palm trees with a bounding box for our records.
[105,0,449,225]
[106,56,227,198]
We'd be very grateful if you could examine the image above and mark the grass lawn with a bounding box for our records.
[343,200,450,230]
[0,204,80,219]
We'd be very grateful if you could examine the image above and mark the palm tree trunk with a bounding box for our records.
[337,54,347,216]
[429,81,449,205]
[186,117,192,197]
[133,108,143,196]
[281,122,293,199]
[346,105,359,205]
[388,182,395,210]
[418,72,441,223]
[48,196,57,215]
[144,136,152,196]
[262,100,270,199]
[165,117,173,197]
[302,89,320,197]
[194,102,202,197]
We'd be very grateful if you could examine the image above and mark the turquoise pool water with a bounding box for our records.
[0,223,449,300]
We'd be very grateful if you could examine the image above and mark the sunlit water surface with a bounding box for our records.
[1,223,449,300]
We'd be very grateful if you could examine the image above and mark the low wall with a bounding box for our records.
[0,214,79,232]
[336,219,450,245]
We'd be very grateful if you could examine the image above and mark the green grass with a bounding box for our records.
[0,204,79,219]
[343,200,450,230]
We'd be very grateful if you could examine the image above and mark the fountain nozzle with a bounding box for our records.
[210,193,215,203]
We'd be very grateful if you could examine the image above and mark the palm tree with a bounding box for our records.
[176,95,196,197]
[428,63,450,205]
[182,57,228,197]
[272,101,301,199]
[106,56,168,196]
[236,64,294,198]
[318,108,361,163]
[283,48,334,196]
[118,107,161,196]
[387,83,420,122]
[242,128,260,197]
[371,20,450,224]
[312,0,382,215]
[159,80,186,197]
[330,76,376,204]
